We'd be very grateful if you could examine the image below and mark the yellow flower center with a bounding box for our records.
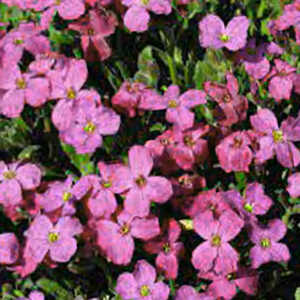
[55,0,61,5]
[102,181,112,188]
[48,232,59,243]
[260,238,271,248]
[184,136,195,147]
[16,78,26,89]
[160,138,170,146]
[140,0,149,5]
[211,234,221,247]
[223,94,231,103]
[84,122,96,133]
[163,242,171,253]
[140,285,150,297]
[3,170,16,180]
[120,224,130,235]
[63,191,72,202]
[233,136,243,148]
[244,202,253,213]
[14,39,24,45]
[135,175,147,187]
[219,34,230,42]
[272,130,283,143]
[67,88,76,99]
[168,100,178,108]
[87,28,94,36]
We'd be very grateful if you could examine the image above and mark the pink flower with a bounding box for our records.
[25,215,82,263]
[167,124,209,170]
[236,38,270,80]
[115,259,169,299]
[249,219,290,268]
[40,0,85,29]
[287,172,300,198]
[17,291,44,300]
[185,189,231,219]
[175,286,214,300]
[0,233,19,264]
[268,59,296,101]
[0,65,50,118]
[145,85,207,130]
[112,81,161,118]
[122,0,172,32]
[38,175,80,216]
[96,211,160,265]
[122,145,173,217]
[60,94,120,154]
[199,14,249,51]
[0,161,41,209]
[69,9,118,61]
[250,108,300,168]
[0,22,50,64]
[144,219,183,279]
[223,182,272,221]
[216,131,253,173]
[191,210,244,275]
[204,73,248,127]
[200,267,258,300]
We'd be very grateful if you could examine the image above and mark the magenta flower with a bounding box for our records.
[72,161,132,219]
[38,175,79,216]
[167,124,209,170]
[0,161,41,208]
[236,38,270,80]
[0,22,50,64]
[144,219,183,279]
[40,0,85,29]
[25,215,82,263]
[199,14,249,51]
[0,65,50,118]
[250,108,300,168]
[287,172,300,198]
[17,291,44,300]
[268,59,296,101]
[115,259,169,299]
[69,9,118,61]
[96,211,160,265]
[0,233,19,265]
[216,131,253,173]
[122,0,172,32]
[175,286,214,300]
[223,183,272,221]
[145,85,207,130]
[249,219,290,268]
[60,95,120,154]
[121,145,173,217]
[200,267,258,300]
[50,58,88,130]
[192,210,244,275]
[185,189,231,219]
[204,73,248,127]
[112,81,162,118]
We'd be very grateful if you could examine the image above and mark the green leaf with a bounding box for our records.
[235,172,247,191]
[37,278,73,300]
[18,145,40,160]
[61,142,95,176]
[295,287,300,300]
[149,123,166,133]
[134,46,160,88]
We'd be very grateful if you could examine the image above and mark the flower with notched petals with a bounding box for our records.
[199,14,249,51]
[25,215,82,263]
[0,233,19,265]
[249,219,290,268]
[115,259,169,299]
[287,172,300,198]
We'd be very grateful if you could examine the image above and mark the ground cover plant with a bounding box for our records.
[0,0,299,299]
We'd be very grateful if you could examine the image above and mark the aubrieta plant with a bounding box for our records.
[0,0,299,299]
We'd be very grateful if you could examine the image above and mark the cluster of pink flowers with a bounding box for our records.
[0,0,299,298]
